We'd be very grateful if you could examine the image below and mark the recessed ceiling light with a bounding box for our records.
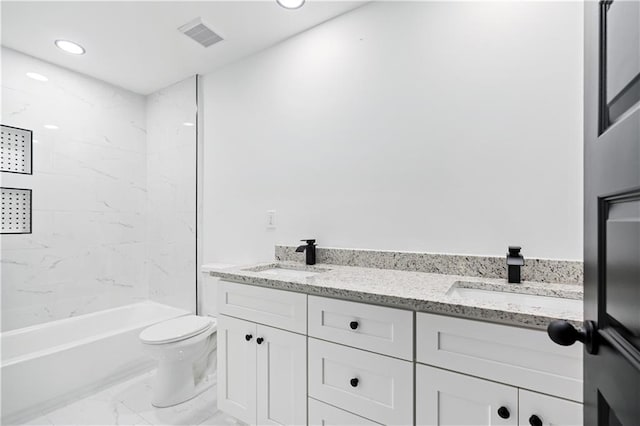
[55,39,85,55]
[26,72,48,82]
[183,122,195,127]
[276,0,305,9]
[44,124,59,130]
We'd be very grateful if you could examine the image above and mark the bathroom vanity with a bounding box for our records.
[211,262,583,426]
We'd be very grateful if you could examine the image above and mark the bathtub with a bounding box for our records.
[1,301,189,424]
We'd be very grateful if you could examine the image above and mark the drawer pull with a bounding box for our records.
[497,406,510,419]
[256,337,264,345]
[245,334,253,341]
[350,378,359,387]
[529,415,542,426]
[349,321,359,330]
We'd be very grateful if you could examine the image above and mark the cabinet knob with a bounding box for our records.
[497,406,510,419]
[256,337,264,345]
[350,378,359,387]
[529,415,543,426]
[349,321,359,330]
[245,334,253,341]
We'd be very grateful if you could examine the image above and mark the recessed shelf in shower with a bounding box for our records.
[1,187,32,234]
[1,124,33,175]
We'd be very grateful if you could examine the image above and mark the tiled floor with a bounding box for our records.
[22,371,242,426]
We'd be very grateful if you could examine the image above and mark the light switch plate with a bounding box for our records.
[266,210,276,229]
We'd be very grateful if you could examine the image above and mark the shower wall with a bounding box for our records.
[145,77,197,312]
[1,48,148,331]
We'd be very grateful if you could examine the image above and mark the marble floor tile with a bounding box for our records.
[45,398,150,426]
[18,370,236,426]
[197,410,246,426]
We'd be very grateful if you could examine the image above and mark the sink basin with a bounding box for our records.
[446,283,582,311]
[243,264,330,279]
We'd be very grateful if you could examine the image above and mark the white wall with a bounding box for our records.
[1,48,148,330]
[202,1,584,263]
[146,78,197,312]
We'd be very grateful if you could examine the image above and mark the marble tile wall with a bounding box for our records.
[145,78,197,312]
[1,48,149,331]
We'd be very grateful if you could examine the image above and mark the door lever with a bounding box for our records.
[547,320,598,354]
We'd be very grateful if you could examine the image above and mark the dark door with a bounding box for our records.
[583,0,640,424]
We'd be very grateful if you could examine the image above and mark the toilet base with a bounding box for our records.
[150,337,217,408]
[151,362,216,408]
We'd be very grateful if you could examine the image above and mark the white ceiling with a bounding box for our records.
[1,1,365,94]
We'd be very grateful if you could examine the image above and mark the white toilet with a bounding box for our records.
[139,315,217,407]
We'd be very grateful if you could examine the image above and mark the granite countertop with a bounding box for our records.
[205,261,583,330]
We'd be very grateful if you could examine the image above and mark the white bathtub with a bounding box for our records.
[1,301,189,424]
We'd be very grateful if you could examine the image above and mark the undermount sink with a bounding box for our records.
[243,264,330,279]
[446,282,582,311]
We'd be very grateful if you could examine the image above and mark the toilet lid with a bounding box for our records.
[140,315,215,345]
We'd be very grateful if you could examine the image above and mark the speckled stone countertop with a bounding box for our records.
[206,261,583,330]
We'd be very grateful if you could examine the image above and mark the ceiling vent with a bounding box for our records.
[178,18,223,48]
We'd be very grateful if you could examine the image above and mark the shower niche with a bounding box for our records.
[1,124,33,175]
[1,187,32,234]
[1,124,33,234]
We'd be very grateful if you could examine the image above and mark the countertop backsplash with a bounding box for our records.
[275,245,583,285]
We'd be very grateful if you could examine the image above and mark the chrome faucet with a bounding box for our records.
[295,239,316,265]
[506,246,524,283]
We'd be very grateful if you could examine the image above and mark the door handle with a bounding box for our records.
[547,320,598,354]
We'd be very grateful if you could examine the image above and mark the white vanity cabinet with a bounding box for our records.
[308,295,413,360]
[308,338,414,425]
[416,313,583,426]
[416,365,582,426]
[416,364,518,426]
[518,390,583,426]
[217,315,256,423]
[307,296,415,425]
[215,279,584,426]
[217,282,307,426]
[308,398,383,426]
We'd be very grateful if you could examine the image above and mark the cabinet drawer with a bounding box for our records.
[309,338,413,425]
[308,296,413,360]
[218,281,307,333]
[416,313,583,402]
[308,398,383,426]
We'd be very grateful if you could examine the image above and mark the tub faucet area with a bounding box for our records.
[506,246,524,283]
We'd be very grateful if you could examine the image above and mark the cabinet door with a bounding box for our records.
[308,398,383,426]
[217,315,257,425]
[519,390,583,426]
[256,324,307,426]
[416,364,517,426]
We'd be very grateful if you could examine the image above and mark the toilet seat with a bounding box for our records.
[140,315,215,345]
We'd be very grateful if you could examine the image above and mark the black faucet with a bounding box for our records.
[506,246,524,283]
[295,239,316,265]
